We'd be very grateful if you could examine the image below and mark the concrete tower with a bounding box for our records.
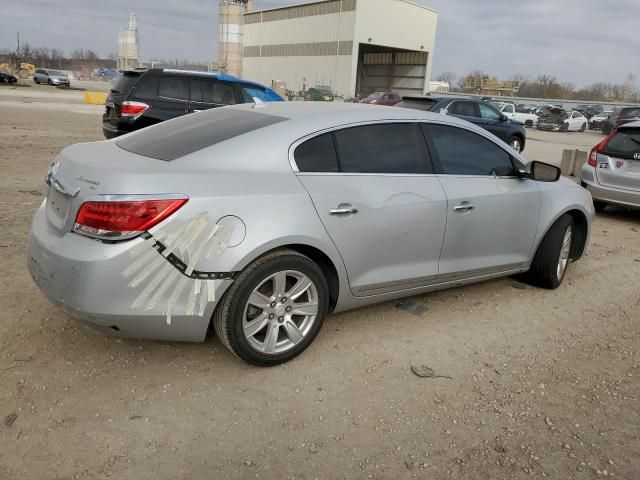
[218,1,249,77]
[117,13,140,69]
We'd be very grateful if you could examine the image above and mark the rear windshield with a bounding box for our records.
[619,108,640,118]
[602,129,640,160]
[116,108,287,161]
[396,98,436,112]
[111,72,140,95]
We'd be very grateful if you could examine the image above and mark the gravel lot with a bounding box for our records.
[0,87,638,480]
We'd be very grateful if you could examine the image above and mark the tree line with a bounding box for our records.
[435,71,639,103]
[0,43,116,71]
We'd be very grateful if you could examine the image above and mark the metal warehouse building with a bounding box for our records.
[241,0,438,97]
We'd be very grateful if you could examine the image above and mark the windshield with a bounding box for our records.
[48,70,64,76]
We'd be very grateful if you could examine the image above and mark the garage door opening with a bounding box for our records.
[356,44,428,98]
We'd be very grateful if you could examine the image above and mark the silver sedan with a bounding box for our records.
[28,103,594,365]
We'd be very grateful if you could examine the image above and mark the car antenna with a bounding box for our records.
[252,97,266,108]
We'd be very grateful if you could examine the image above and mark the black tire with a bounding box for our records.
[525,120,533,128]
[507,135,523,152]
[34,77,39,84]
[213,249,329,366]
[47,79,52,85]
[525,214,574,289]
[560,123,569,133]
[593,200,607,213]
[580,123,586,132]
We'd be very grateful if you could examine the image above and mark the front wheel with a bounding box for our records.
[34,77,39,84]
[507,136,523,152]
[593,200,607,212]
[213,249,329,366]
[525,215,574,289]
[47,79,52,85]
[580,123,586,132]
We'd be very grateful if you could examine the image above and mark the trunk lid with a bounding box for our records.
[595,127,640,191]
[44,141,172,237]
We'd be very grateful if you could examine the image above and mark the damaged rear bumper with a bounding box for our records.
[27,203,232,342]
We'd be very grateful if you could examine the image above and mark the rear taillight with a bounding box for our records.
[120,100,150,118]
[73,196,188,241]
[588,131,616,167]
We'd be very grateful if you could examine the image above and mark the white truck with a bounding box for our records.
[493,102,539,127]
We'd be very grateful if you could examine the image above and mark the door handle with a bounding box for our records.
[453,203,475,212]
[329,205,358,216]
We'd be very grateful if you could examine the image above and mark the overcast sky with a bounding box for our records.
[1,0,636,86]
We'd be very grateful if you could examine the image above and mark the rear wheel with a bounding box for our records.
[526,215,574,289]
[213,249,329,366]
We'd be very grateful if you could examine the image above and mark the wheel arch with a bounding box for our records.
[533,207,590,262]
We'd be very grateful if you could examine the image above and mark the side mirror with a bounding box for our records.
[524,161,561,182]
[500,114,508,122]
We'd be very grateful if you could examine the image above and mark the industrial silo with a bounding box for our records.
[218,1,251,77]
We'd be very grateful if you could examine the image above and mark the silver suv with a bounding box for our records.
[33,69,70,86]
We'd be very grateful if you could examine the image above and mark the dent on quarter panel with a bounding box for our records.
[121,213,235,325]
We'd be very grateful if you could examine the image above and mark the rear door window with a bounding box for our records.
[334,123,432,174]
[111,73,141,95]
[602,129,640,160]
[191,79,237,105]
[158,76,189,101]
[131,74,158,99]
[424,124,515,176]
[449,101,479,117]
[294,133,339,173]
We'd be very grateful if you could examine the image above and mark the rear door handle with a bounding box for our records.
[329,205,358,216]
[453,203,475,212]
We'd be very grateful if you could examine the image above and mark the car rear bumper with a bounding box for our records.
[581,167,640,209]
[27,202,226,342]
[102,122,126,139]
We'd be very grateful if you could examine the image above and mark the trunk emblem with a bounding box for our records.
[75,176,100,186]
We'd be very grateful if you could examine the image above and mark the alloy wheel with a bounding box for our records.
[556,226,572,280]
[242,270,319,355]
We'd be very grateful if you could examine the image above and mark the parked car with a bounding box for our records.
[575,104,604,119]
[537,107,588,132]
[102,68,283,138]
[361,92,402,106]
[33,69,70,86]
[601,106,640,134]
[0,72,17,84]
[306,86,334,101]
[397,96,527,152]
[589,111,612,131]
[28,103,593,365]
[581,121,640,211]
[493,102,539,127]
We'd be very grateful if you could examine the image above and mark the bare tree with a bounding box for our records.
[435,71,456,85]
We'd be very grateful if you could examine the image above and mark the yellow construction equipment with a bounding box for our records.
[0,56,36,79]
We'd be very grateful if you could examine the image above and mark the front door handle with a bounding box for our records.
[329,204,358,216]
[453,203,475,212]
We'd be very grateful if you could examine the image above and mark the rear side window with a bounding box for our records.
[158,76,189,101]
[334,123,431,174]
[425,124,515,176]
[449,101,478,117]
[131,74,158,99]
[602,129,640,160]
[295,133,339,172]
[191,79,237,105]
[111,73,140,95]
[620,108,640,118]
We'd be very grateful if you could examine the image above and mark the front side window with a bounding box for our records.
[334,123,431,174]
[294,133,339,173]
[425,124,515,176]
[158,76,189,101]
[479,103,503,120]
[449,101,478,118]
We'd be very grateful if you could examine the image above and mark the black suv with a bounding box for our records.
[103,68,283,138]
[397,96,527,152]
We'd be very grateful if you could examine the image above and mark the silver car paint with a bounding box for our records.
[581,121,640,209]
[28,102,594,342]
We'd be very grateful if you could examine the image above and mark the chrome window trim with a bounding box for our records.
[289,117,527,174]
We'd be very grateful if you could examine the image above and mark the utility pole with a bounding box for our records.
[16,32,20,54]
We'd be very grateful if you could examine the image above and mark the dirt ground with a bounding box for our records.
[0,89,639,480]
